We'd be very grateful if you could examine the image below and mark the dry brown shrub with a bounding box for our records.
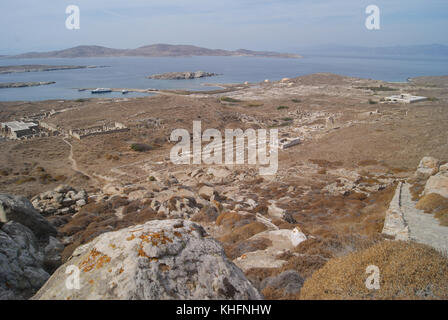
[358,160,378,166]
[408,176,427,201]
[387,167,409,174]
[309,159,343,169]
[434,209,448,226]
[281,254,328,280]
[224,237,272,260]
[216,211,246,227]
[317,168,327,175]
[191,205,219,223]
[261,286,302,300]
[346,191,368,201]
[300,241,448,300]
[218,222,267,245]
[416,193,448,213]
[122,200,144,215]
[251,204,269,215]
[109,196,130,209]
[416,193,448,225]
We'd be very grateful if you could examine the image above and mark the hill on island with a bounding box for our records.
[9,44,302,59]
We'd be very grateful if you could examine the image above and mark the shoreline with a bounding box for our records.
[0,73,446,103]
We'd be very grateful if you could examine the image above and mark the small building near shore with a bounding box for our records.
[384,93,427,104]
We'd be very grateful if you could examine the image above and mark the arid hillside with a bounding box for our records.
[1,73,447,300]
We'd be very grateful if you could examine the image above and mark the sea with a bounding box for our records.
[0,54,447,102]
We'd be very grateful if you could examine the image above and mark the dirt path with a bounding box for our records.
[62,137,97,184]
[401,183,448,254]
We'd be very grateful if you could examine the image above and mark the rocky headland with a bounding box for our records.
[148,71,218,80]
[0,65,106,74]
[0,81,55,89]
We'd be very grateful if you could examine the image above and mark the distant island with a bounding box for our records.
[7,44,302,59]
[0,81,55,89]
[0,65,107,74]
[148,71,218,80]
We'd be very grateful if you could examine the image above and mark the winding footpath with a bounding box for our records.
[62,137,97,184]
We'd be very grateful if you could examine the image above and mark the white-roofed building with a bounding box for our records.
[384,93,428,104]
[0,121,39,139]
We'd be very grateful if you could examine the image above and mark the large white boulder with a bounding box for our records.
[33,219,262,300]
[424,172,448,199]
[415,157,440,179]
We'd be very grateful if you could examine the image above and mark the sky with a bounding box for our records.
[0,0,447,55]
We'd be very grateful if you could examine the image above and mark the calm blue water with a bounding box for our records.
[0,55,447,102]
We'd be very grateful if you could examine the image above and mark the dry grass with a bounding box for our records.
[358,160,378,166]
[248,183,396,300]
[191,205,219,223]
[416,193,448,226]
[216,211,247,227]
[300,241,448,300]
[416,193,448,212]
[309,159,343,169]
[218,222,267,245]
[434,209,448,226]
[408,175,428,201]
[224,238,272,260]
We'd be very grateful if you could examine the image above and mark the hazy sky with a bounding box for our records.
[0,0,447,54]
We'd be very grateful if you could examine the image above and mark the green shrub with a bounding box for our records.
[130,143,154,152]
[277,106,289,110]
[356,85,397,92]
[220,97,241,103]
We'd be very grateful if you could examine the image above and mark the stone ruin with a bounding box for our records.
[69,122,129,140]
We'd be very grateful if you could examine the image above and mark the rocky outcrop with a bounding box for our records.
[415,156,440,179]
[0,65,104,74]
[0,194,63,300]
[148,71,218,80]
[31,185,88,217]
[33,219,262,300]
[0,194,57,238]
[234,227,307,271]
[424,171,448,198]
[0,81,56,89]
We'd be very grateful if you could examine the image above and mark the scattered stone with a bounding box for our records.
[31,185,88,216]
[415,157,440,179]
[199,185,215,201]
[0,194,57,238]
[75,199,86,207]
